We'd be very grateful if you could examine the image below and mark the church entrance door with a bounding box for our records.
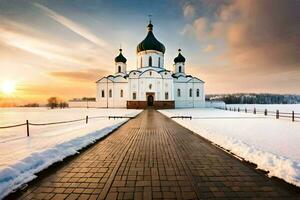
[146,93,154,107]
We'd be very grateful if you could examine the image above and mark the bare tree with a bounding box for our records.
[47,97,58,109]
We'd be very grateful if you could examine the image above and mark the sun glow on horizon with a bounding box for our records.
[1,80,16,95]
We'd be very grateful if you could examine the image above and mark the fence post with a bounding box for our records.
[292,111,294,122]
[86,116,88,124]
[26,120,29,137]
[238,108,240,112]
[264,109,267,116]
[276,110,279,119]
[254,108,256,114]
[245,108,247,113]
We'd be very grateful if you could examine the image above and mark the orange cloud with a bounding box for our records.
[182,0,300,93]
[203,44,214,52]
[50,69,109,82]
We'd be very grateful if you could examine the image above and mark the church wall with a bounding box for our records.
[95,81,128,108]
[173,81,205,108]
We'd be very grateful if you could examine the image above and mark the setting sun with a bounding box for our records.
[1,80,16,95]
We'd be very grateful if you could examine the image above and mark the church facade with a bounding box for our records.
[95,22,205,109]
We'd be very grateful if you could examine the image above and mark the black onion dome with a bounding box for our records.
[115,49,127,63]
[174,49,186,63]
[136,22,166,54]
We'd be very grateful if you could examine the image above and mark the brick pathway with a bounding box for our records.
[9,110,300,199]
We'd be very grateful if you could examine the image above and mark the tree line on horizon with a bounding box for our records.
[206,93,300,104]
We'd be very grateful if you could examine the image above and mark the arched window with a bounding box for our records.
[132,92,137,100]
[196,89,200,97]
[189,88,192,97]
[140,57,142,67]
[165,92,169,100]
[158,57,161,67]
[101,90,105,98]
[120,89,123,97]
[178,66,182,73]
[109,89,112,98]
[118,66,121,73]
[149,56,152,66]
[177,89,181,97]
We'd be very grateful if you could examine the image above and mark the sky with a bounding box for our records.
[0,0,299,105]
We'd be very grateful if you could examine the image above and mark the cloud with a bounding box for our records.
[33,3,109,47]
[203,44,214,52]
[183,4,196,18]
[50,68,109,82]
[182,0,300,81]
[222,0,300,71]
[181,17,208,40]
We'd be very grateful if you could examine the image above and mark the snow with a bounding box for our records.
[159,107,300,188]
[0,108,141,199]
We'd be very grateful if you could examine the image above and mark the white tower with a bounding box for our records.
[114,49,127,74]
[136,21,166,68]
[173,49,186,74]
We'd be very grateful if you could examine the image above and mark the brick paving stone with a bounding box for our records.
[7,109,300,200]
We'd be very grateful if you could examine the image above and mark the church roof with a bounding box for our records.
[174,49,186,63]
[115,49,127,63]
[136,22,166,54]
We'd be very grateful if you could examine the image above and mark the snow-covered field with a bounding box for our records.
[159,107,300,188]
[0,108,141,199]
[225,104,300,113]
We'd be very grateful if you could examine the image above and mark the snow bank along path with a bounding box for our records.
[0,108,141,199]
[159,108,300,188]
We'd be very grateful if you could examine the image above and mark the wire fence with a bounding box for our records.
[0,115,135,137]
[216,106,300,122]
[169,106,299,122]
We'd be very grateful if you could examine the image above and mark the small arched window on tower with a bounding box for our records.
[196,89,200,97]
[189,88,192,97]
[178,66,182,73]
[149,56,152,66]
[158,57,161,67]
[109,89,112,98]
[118,66,121,73]
[177,89,181,97]
[120,89,123,98]
[140,57,143,67]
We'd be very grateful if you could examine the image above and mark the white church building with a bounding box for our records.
[70,21,205,109]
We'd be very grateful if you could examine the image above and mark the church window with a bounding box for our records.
[120,89,123,97]
[165,92,169,100]
[149,84,152,89]
[109,89,112,98]
[196,89,200,97]
[149,56,152,66]
[118,66,121,73]
[177,89,181,97]
[179,66,182,73]
[150,71,152,76]
[158,57,161,67]
[132,92,137,100]
[189,88,193,97]
[101,90,105,98]
[140,57,142,67]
